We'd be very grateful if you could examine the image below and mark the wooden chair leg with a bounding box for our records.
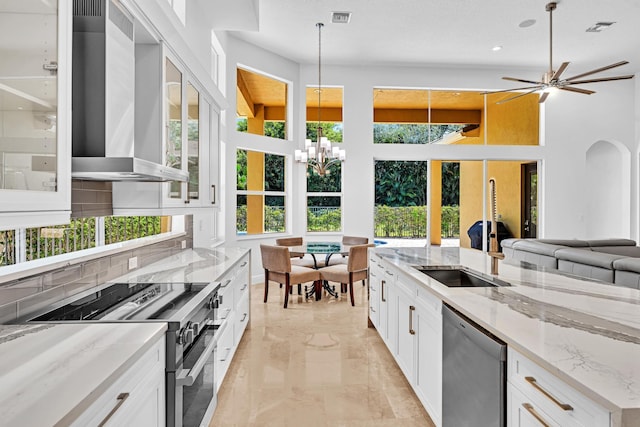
[349,281,355,306]
[284,275,290,308]
[264,270,269,303]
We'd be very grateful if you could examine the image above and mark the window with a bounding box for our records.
[374,161,428,239]
[236,67,288,139]
[373,88,538,145]
[0,216,169,266]
[236,149,286,235]
[305,86,343,232]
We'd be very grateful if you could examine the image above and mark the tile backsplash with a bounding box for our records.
[0,216,193,323]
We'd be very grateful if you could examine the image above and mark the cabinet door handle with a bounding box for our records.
[241,313,247,322]
[381,280,386,302]
[98,392,130,427]
[522,403,551,427]
[219,347,232,362]
[222,279,231,288]
[525,376,573,411]
[241,283,247,291]
[370,306,376,313]
[211,184,216,204]
[370,272,376,277]
[240,261,247,267]
[409,305,416,335]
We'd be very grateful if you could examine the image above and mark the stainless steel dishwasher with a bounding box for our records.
[442,303,507,427]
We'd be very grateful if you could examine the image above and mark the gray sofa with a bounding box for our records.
[501,238,640,289]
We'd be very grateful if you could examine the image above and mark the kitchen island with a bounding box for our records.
[372,246,640,427]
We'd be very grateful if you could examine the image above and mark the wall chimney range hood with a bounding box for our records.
[71,0,188,182]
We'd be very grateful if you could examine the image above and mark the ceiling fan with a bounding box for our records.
[489,2,634,104]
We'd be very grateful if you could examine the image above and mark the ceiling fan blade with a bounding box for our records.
[565,61,629,81]
[559,86,595,95]
[551,62,570,81]
[496,88,541,105]
[538,92,550,103]
[565,74,635,85]
[502,77,544,85]
[483,85,544,95]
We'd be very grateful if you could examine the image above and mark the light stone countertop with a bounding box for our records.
[107,246,251,284]
[0,246,250,424]
[0,322,166,426]
[374,246,640,426]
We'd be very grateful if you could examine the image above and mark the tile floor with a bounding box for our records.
[208,280,435,427]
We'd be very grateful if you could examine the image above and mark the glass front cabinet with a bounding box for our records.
[0,0,72,229]
[113,43,220,214]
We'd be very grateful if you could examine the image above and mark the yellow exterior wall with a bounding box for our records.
[459,161,483,249]
[459,161,523,249]
[430,160,442,245]
[247,151,265,234]
[486,93,539,145]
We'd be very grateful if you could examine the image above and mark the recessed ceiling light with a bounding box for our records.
[519,19,536,28]
[492,45,503,51]
[331,11,351,24]
[586,21,615,32]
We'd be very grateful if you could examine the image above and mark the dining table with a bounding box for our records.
[287,241,352,299]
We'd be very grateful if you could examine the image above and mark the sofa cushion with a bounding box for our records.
[586,238,637,247]
[535,239,589,247]
[512,240,568,257]
[555,248,626,269]
[612,257,640,273]
[500,238,519,249]
[592,246,640,257]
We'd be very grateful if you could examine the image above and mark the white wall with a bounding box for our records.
[222,35,638,283]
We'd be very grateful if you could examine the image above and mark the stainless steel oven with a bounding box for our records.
[18,281,222,427]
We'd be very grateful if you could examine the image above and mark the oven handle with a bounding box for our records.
[175,322,228,387]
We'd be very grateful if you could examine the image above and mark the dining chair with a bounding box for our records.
[260,244,321,308]
[318,244,372,306]
[333,236,370,287]
[275,237,317,268]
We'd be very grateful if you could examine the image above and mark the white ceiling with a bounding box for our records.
[229,0,640,77]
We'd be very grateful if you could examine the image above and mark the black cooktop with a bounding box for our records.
[32,282,211,322]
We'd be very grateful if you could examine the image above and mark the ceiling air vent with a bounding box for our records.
[586,22,615,32]
[331,11,351,24]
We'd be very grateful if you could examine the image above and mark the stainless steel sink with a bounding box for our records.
[416,266,511,288]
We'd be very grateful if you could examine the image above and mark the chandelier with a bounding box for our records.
[294,22,345,177]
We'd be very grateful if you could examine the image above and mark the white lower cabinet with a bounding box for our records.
[72,336,166,427]
[395,276,416,380]
[508,383,562,427]
[414,289,442,427]
[370,255,442,426]
[507,348,610,427]
[214,252,251,393]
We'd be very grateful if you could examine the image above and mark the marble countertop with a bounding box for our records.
[106,246,250,284]
[374,246,640,425]
[0,322,166,426]
[0,246,250,424]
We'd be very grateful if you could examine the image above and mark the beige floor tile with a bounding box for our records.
[209,282,433,427]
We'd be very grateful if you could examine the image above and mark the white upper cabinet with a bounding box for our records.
[112,33,220,214]
[0,0,71,228]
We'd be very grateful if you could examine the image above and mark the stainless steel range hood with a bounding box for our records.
[71,0,188,182]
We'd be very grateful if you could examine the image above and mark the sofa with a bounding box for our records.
[501,238,640,289]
